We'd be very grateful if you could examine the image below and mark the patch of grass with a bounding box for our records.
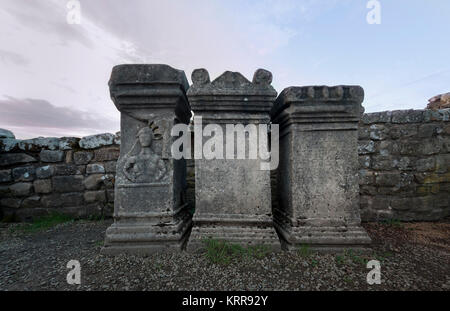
[95,240,104,247]
[375,250,393,262]
[345,250,367,266]
[310,258,318,267]
[203,239,270,265]
[381,219,403,228]
[298,244,311,257]
[87,214,105,222]
[335,254,345,266]
[11,212,75,234]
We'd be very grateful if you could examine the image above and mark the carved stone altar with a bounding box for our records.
[271,86,371,252]
[101,64,192,255]
[186,68,281,251]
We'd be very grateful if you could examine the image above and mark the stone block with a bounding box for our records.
[36,165,55,179]
[33,179,52,194]
[41,192,84,208]
[40,150,64,163]
[375,172,402,187]
[94,147,120,161]
[416,157,435,172]
[79,133,115,149]
[104,161,117,173]
[84,190,106,203]
[52,175,84,192]
[12,166,36,181]
[73,151,94,164]
[435,154,450,173]
[369,124,388,140]
[0,169,12,183]
[9,182,33,197]
[83,174,104,190]
[22,196,41,208]
[358,140,376,154]
[362,111,392,124]
[86,163,105,174]
[0,153,37,167]
[54,164,84,176]
[0,198,22,208]
[391,110,424,123]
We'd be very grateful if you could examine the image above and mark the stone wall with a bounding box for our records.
[358,109,450,221]
[1,108,449,222]
[0,133,120,221]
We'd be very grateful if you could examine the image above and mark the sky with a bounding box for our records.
[0,0,449,139]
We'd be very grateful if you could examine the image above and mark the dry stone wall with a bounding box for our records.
[359,109,450,221]
[0,133,120,221]
[0,108,449,222]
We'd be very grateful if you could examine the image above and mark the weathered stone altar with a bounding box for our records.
[101,64,192,255]
[271,86,371,252]
[186,68,281,251]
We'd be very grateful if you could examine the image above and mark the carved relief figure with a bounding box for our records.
[123,125,167,183]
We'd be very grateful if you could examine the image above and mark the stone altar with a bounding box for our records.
[101,64,192,255]
[270,86,371,252]
[186,68,281,251]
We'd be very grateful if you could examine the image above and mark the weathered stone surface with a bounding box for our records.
[52,175,84,193]
[33,179,52,194]
[427,93,450,110]
[83,174,104,190]
[41,192,84,208]
[0,129,15,139]
[18,137,61,151]
[79,133,115,149]
[12,166,36,181]
[0,138,20,152]
[102,64,192,255]
[187,69,280,251]
[391,110,424,124]
[0,169,12,183]
[362,111,392,124]
[0,153,37,167]
[86,164,105,174]
[0,198,22,208]
[358,140,376,154]
[271,85,371,252]
[369,124,389,140]
[40,150,64,163]
[22,196,41,208]
[54,164,84,176]
[9,182,33,197]
[73,151,93,165]
[94,147,120,161]
[36,165,55,179]
[104,161,117,173]
[84,190,106,203]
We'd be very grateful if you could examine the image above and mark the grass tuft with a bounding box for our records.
[203,238,270,265]
[10,212,75,234]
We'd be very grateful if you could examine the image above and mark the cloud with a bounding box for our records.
[0,49,29,66]
[0,96,118,138]
[3,0,93,49]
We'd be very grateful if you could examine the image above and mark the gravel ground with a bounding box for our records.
[0,219,449,291]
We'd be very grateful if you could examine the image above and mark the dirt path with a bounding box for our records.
[0,219,449,290]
